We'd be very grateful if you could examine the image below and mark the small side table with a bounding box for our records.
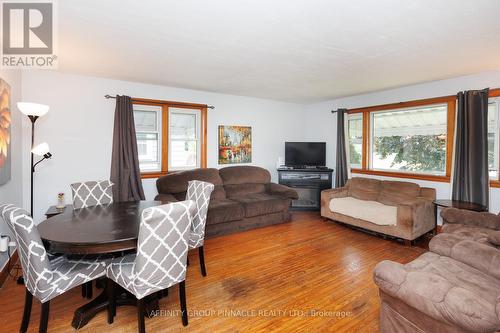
[45,204,74,219]
[433,200,488,232]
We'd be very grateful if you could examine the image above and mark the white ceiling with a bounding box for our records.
[57,0,500,103]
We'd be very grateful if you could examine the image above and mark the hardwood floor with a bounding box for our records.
[0,212,425,333]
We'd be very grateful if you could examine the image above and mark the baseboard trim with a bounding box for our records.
[0,249,18,288]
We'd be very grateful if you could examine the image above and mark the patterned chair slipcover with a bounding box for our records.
[71,180,113,209]
[106,200,195,330]
[186,180,215,250]
[0,204,106,333]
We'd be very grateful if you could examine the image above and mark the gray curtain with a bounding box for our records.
[452,88,489,209]
[335,108,348,188]
[110,95,145,202]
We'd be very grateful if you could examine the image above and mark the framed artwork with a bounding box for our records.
[0,78,11,186]
[218,125,252,164]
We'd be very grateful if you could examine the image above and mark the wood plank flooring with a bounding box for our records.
[0,212,425,333]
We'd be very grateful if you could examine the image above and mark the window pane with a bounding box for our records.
[136,133,160,171]
[170,113,196,139]
[488,102,498,179]
[134,110,157,132]
[348,114,363,168]
[371,105,447,174]
[170,140,197,168]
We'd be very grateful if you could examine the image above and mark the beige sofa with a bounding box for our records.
[374,208,500,333]
[321,177,436,243]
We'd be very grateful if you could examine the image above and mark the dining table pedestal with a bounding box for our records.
[71,280,160,329]
[38,201,164,330]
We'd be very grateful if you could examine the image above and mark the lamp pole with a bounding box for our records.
[28,116,38,216]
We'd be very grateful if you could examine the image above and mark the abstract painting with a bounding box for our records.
[218,125,252,164]
[0,79,10,185]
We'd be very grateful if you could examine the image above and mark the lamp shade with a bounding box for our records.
[17,102,49,117]
[32,142,50,156]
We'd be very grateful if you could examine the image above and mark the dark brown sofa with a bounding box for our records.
[374,208,500,333]
[155,166,298,237]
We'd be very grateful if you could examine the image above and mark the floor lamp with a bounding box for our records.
[17,102,51,217]
[17,102,52,285]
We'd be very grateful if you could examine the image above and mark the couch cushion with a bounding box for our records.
[347,177,381,201]
[378,180,421,205]
[224,183,267,198]
[489,231,500,246]
[374,252,500,333]
[233,193,288,218]
[206,199,245,225]
[156,168,226,200]
[219,166,271,185]
[441,207,500,230]
[430,233,500,279]
[441,223,499,246]
[329,197,397,226]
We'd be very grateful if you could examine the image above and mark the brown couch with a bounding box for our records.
[374,208,500,333]
[155,166,298,237]
[321,177,436,243]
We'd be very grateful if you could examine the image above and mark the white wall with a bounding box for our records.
[304,70,500,215]
[17,69,500,225]
[0,69,23,270]
[21,71,305,222]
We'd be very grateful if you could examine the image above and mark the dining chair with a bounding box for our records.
[106,200,195,332]
[70,180,113,209]
[186,180,214,276]
[0,204,106,333]
[70,179,113,297]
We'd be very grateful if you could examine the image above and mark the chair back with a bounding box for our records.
[71,180,113,209]
[133,200,194,298]
[0,203,16,234]
[1,205,53,301]
[186,180,214,249]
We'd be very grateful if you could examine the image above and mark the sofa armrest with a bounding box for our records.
[154,193,179,204]
[441,207,500,230]
[396,197,435,232]
[267,183,298,200]
[321,187,349,201]
[419,187,436,200]
[321,187,349,218]
[373,260,407,297]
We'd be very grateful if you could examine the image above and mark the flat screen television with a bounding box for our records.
[285,142,326,167]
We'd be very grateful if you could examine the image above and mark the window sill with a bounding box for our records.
[141,172,167,179]
[490,180,500,188]
[351,169,450,183]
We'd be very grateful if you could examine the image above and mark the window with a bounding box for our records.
[347,113,363,169]
[168,108,201,170]
[370,104,448,175]
[347,96,456,182]
[488,99,499,179]
[134,105,162,172]
[132,99,208,178]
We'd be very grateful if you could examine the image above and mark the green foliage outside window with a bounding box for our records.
[373,135,446,172]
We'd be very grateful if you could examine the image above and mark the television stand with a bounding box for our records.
[278,167,333,211]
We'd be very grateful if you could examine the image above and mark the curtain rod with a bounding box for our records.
[104,94,215,109]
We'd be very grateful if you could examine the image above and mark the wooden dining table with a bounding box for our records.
[38,200,163,329]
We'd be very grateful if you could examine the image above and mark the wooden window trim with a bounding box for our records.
[348,96,456,182]
[490,180,500,188]
[134,98,208,179]
[349,89,500,184]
